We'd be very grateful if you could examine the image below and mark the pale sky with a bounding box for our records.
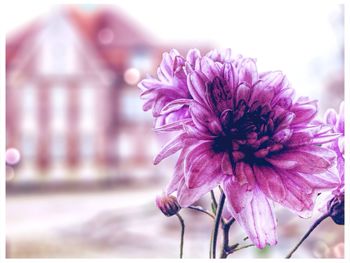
[2,1,344,101]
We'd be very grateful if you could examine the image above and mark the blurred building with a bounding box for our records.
[6,6,211,191]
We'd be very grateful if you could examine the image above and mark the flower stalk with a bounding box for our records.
[286,212,330,258]
[175,213,185,258]
[232,244,254,252]
[211,192,226,258]
[220,217,236,258]
[188,205,215,219]
[210,190,218,214]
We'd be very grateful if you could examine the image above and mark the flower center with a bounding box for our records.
[212,99,283,164]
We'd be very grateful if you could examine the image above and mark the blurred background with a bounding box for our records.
[5,2,344,258]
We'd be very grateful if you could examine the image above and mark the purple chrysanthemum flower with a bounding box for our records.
[138,49,235,129]
[143,49,339,249]
[319,101,344,224]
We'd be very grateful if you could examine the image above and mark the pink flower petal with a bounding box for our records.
[140,83,179,100]
[153,118,192,133]
[265,156,298,169]
[224,177,277,249]
[272,128,292,143]
[336,101,344,133]
[311,133,342,145]
[235,83,251,105]
[159,52,174,80]
[291,145,336,174]
[186,151,224,189]
[186,48,201,67]
[268,145,336,174]
[165,143,194,195]
[324,108,337,126]
[173,55,186,74]
[224,62,238,91]
[177,173,225,207]
[187,71,208,105]
[160,99,193,114]
[276,169,317,217]
[253,166,286,203]
[221,153,233,176]
[291,98,318,125]
[285,130,312,147]
[297,170,340,190]
[249,82,275,106]
[190,101,222,135]
[238,58,258,86]
[235,162,256,189]
[274,111,295,132]
[152,96,170,116]
[182,122,215,140]
[259,71,285,91]
[153,133,188,165]
[184,142,222,188]
[200,56,221,80]
[206,76,233,113]
[142,99,153,111]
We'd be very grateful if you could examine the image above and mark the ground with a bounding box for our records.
[6,184,344,258]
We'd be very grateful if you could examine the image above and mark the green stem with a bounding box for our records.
[286,213,330,258]
[176,213,185,258]
[211,192,226,258]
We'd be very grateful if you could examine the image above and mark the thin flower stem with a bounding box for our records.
[227,243,240,252]
[188,205,215,219]
[233,244,254,252]
[175,213,185,258]
[218,151,241,258]
[220,217,237,258]
[211,191,226,258]
[286,213,330,259]
[221,241,254,258]
[209,228,214,258]
[225,217,236,227]
[209,191,217,259]
[210,190,218,213]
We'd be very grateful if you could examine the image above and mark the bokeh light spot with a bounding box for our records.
[6,148,21,165]
[124,68,140,85]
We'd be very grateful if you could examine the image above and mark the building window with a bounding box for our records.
[50,85,67,160]
[20,84,38,160]
[79,84,97,159]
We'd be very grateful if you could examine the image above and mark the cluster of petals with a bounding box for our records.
[139,49,340,248]
[324,101,344,193]
[319,102,344,224]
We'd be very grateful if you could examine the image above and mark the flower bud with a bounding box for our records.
[156,194,181,217]
[327,194,344,225]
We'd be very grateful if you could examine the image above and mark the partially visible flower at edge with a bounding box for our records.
[319,101,344,224]
[141,48,340,249]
